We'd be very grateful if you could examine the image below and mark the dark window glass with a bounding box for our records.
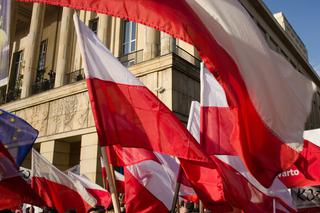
[36,40,47,82]
[89,18,99,34]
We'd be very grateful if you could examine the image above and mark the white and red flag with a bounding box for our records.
[73,14,210,166]
[124,153,178,213]
[72,14,226,206]
[100,156,125,193]
[31,149,97,213]
[20,0,316,187]
[189,99,296,212]
[279,129,320,188]
[197,67,297,212]
[67,171,112,209]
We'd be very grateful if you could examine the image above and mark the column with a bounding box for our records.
[109,17,122,57]
[54,7,73,87]
[160,32,176,55]
[97,14,111,48]
[143,26,160,60]
[80,133,102,185]
[40,140,71,171]
[21,3,45,98]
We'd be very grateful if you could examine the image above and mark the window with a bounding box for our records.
[122,21,136,55]
[89,18,99,34]
[6,50,23,102]
[36,40,48,82]
[11,50,24,85]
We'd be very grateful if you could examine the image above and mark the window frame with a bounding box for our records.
[122,20,137,55]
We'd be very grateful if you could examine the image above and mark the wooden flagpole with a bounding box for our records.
[101,146,121,213]
[199,201,204,213]
[170,168,182,213]
[101,172,106,189]
[171,100,201,212]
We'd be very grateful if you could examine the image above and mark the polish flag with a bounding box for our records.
[100,157,125,193]
[200,64,238,156]
[279,129,320,188]
[125,154,178,213]
[187,0,315,187]
[21,0,316,188]
[124,155,203,212]
[124,164,168,213]
[179,101,229,210]
[73,13,211,166]
[31,150,97,213]
[197,67,297,212]
[116,101,225,212]
[188,100,296,212]
[67,171,112,209]
[73,14,226,206]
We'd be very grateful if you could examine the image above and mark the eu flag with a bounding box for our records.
[0,109,38,166]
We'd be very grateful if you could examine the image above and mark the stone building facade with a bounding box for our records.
[0,0,319,186]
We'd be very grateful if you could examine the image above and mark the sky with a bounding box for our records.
[263,0,320,73]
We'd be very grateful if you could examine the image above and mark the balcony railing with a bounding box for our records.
[6,88,21,103]
[118,49,144,68]
[31,69,56,95]
[65,68,85,84]
[172,46,201,68]
[32,78,55,95]
[117,45,200,69]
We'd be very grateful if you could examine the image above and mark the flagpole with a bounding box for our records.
[171,168,182,213]
[199,201,204,213]
[199,63,205,213]
[101,174,106,189]
[171,100,201,212]
[100,157,106,189]
[109,163,117,187]
[273,198,276,213]
[101,146,121,213]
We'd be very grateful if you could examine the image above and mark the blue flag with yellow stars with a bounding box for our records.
[0,109,38,166]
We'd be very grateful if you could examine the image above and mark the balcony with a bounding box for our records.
[118,49,144,68]
[6,88,21,103]
[32,69,55,95]
[0,88,21,105]
[117,46,201,69]
[65,68,85,84]
[32,78,55,95]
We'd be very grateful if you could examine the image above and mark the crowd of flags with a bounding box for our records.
[1,0,320,212]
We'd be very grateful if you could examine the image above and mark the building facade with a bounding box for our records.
[0,0,319,188]
[273,12,308,60]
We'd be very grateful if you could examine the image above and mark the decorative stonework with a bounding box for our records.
[47,92,91,135]
[15,103,49,137]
